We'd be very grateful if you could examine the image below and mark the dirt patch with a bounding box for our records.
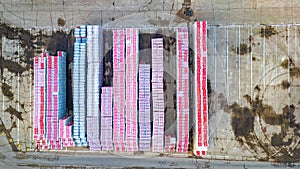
[290,66,300,78]
[282,104,297,127]
[249,96,282,126]
[229,103,255,137]
[4,106,24,121]
[280,57,294,69]
[0,118,19,152]
[0,22,74,70]
[236,43,251,55]
[254,85,261,92]
[249,35,254,43]
[148,16,169,27]
[225,92,300,162]
[280,58,300,78]
[218,93,227,110]
[1,82,14,100]
[280,80,290,89]
[271,134,292,146]
[46,30,73,56]
[0,23,35,68]
[260,26,278,39]
[176,6,193,21]
[243,94,252,103]
[57,18,66,27]
[0,57,29,74]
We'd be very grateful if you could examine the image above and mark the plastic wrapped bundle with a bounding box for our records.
[86,25,103,150]
[176,28,189,153]
[87,116,101,150]
[151,38,164,152]
[125,28,139,151]
[101,87,113,151]
[46,51,67,150]
[59,116,75,147]
[112,29,126,151]
[193,21,209,156]
[73,25,88,146]
[138,64,151,151]
[33,53,48,150]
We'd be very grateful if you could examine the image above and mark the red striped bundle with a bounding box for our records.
[46,51,67,150]
[193,21,209,156]
[113,29,126,151]
[33,54,48,150]
[176,28,189,153]
[125,28,139,151]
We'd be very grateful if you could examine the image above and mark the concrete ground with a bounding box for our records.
[1,0,300,28]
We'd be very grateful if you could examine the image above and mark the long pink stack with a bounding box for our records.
[101,87,113,150]
[151,38,164,152]
[138,64,151,151]
[33,53,48,150]
[176,27,189,153]
[125,28,138,151]
[46,51,67,150]
[59,116,75,147]
[193,21,209,156]
[113,29,126,151]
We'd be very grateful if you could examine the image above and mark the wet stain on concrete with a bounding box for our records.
[0,23,74,68]
[236,43,251,55]
[260,26,278,39]
[249,35,254,43]
[228,102,255,137]
[1,82,14,100]
[280,57,300,79]
[225,93,300,162]
[0,118,19,152]
[0,23,35,69]
[230,56,300,163]
[280,57,294,69]
[4,106,24,121]
[0,57,29,75]
[271,134,292,147]
[280,79,290,89]
[290,66,300,78]
[46,31,73,56]
[254,85,261,92]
